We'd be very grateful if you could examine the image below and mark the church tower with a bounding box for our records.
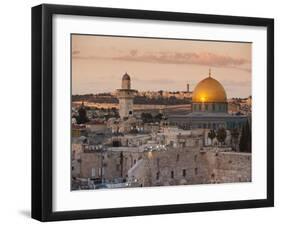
[116,73,137,119]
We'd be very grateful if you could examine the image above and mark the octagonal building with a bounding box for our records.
[168,69,248,130]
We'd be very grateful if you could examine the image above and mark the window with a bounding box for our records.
[171,171,174,179]
[156,171,160,180]
[194,155,197,162]
[176,154,180,161]
[182,169,186,177]
[194,168,198,175]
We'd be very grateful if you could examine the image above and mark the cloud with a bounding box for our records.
[111,51,250,69]
[72,48,251,72]
[222,80,251,87]
[134,77,177,85]
[129,49,138,57]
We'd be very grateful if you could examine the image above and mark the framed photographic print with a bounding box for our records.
[32,4,274,221]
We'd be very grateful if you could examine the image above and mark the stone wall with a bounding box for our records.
[78,148,251,187]
[210,152,251,183]
[129,149,251,187]
[80,150,144,181]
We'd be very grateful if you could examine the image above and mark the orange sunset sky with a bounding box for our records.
[72,34,252,98]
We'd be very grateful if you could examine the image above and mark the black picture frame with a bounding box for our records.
[32,3,274,222]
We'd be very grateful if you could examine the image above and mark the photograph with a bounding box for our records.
[71,34,252,190]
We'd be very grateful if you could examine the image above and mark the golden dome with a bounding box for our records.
[192,76,227,103]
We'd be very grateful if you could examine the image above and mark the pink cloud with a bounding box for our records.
[72,48,251,72]
[112,51,250,69]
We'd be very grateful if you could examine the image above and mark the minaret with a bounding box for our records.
[116,73,137,120]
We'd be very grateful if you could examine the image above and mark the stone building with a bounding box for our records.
[155,127,203,148]
[169,70,248,130]
[116,73,137,120]
[128,148,251,187]
[79,147,144,182]
[71,70,251,190]
[76,141,251,189]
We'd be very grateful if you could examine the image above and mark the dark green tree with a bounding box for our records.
[76,102,89,124]
[141,112,153,123]
[208,129,216,146]
[216,127,227,146]
[247,120,252,153]
[239,120,251,152]
[154,113,163,122]
[231,127,240,151]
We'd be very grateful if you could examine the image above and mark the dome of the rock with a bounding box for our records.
[192,71,228,113]
[192,77,227,103]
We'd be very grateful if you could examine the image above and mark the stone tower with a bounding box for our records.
[116,73,137,120]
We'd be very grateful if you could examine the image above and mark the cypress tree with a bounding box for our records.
[216,127,227,146]
[239,125,247,152]
[239,120,251,153]
[208,129,216,145]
